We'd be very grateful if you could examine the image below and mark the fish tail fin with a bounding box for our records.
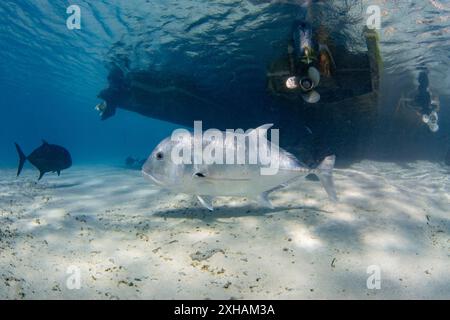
[14,143,27,177]
[315,155,338,202]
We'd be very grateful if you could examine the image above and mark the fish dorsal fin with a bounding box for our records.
[42,140,49,146]
[247,124,274,140]
[197,195,214,211]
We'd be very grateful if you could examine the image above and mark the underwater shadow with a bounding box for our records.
[152,204,329,220]
[47,183,81,189]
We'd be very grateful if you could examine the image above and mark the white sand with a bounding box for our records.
[0,161,449,299]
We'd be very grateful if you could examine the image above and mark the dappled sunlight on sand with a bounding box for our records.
[0,161,449,299]
[284,224,324,252]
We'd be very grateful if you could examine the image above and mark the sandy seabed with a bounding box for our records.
[0,161,449,299]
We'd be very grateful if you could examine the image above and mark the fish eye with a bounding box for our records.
[156,152,164,160]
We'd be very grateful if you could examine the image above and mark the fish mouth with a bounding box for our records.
[142,170,164,187]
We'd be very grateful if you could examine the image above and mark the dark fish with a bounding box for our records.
[125,156,136,167]
[125,156,146,170]
[15,140,72,180]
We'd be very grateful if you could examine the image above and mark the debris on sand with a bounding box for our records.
[190,249,225,262]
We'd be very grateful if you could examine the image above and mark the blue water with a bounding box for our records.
[1,0,450,166]
[1,0,450,301]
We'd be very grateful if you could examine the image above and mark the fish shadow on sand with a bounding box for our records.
[46,183,80,189]
[395,162,415,170]
[152,204,329,220]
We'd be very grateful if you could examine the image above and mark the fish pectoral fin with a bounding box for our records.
[193,172,207,178]
[193,170,247,182]
[197,195,214,211]
[256,192,274,209]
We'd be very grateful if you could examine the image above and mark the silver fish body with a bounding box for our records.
[142,124,337,210]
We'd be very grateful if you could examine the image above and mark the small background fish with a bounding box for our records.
[15,141,72,180]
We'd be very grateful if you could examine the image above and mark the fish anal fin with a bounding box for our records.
[197,195,214,211]
[38,171,45,181]
[315,155,338,202]
[256,192,274,209]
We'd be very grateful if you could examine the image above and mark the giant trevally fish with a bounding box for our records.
[15,141,72,180]
[142,124,337,211]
